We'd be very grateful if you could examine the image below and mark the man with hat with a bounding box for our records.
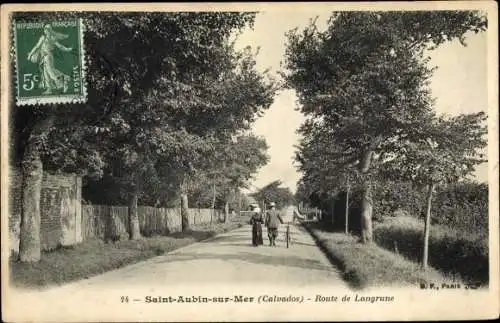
[264,202,284,246]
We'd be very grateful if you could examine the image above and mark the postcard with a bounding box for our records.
[1,2,498,322]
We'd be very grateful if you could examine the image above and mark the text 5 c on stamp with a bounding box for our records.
[13,19,87,106]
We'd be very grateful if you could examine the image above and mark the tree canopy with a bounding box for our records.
[283,11,488,243]
[11,11,276,260]
[252,180,295,209]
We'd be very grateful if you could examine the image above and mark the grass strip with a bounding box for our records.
[373,216,487,284]
[10,219,246,289]
[303,222,458,290]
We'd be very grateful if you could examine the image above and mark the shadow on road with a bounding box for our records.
[153,250,335,272]
[168,230,215,240]
[201,234,250,243]
[200,226,319,248]
[216,241,316,248]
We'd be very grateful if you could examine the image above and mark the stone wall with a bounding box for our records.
[9,169,82,253]
[9,167,224,252]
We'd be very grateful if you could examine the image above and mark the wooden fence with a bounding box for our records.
[82,205,224,241]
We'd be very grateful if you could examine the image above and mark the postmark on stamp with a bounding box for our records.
[13,19,87,106]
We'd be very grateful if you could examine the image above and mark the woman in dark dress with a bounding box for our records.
[249,204,264,246]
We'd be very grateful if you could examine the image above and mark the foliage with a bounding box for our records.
[381,112,487,187]
[432,182,488,235]
[374,216,488,284]
[294,179,312,206]
[83,12,276,202]
[188,134,270,208]
[380,109,487,266]
[312,179,487,237]
[283,11,488,242]
[368,181,424,218]
[84,132,270,211]
[294,122,361,200]
[251,180,295,209]
[12,12,276,208]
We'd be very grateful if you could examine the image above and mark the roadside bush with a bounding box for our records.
[432,182,488,236]
[371,181,426,218]
[316,181,423,234]
[304,222,452,289]
[374,216,488,285]
[311,180,488,254]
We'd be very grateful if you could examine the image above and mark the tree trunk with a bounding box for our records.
[360,180,373,243]
[345,184,350,235]
[211,182,216,209]
[180,179,190,231]
[18,115,54,263]
[163,193,169,208]
[331,198,335,225]
[422,182,434,269]
[18,147,43,262]
[128,185,141,240]
[223,201,229,223]
[238,192,242,215]
[181,193,189,231]
[211,182,216,225]
[359,148,375,244]
[104,208,118,243]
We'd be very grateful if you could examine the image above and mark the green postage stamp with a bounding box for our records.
[13,19,87,105]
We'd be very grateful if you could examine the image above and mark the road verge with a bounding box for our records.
[10,218,247,289]
[302,222,458,290]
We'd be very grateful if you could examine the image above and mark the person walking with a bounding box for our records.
[264,202,284,246]
[249,204,264,246]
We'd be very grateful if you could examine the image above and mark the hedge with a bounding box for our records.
[373,216,488,285]
[313,181,487,238]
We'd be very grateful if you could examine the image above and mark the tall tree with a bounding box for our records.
[11,12,120,260]
[295,118,361,228]
[11,12,275,260]
[137,43,276,230]
[383,112,487,268]
[90,13,273,235]
[252,180,295,210]
[294,179,312,207]
[283,11,487,243]
[188,134,269,216]
[215,134,270,221]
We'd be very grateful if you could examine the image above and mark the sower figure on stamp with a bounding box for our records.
[249,204,264,246]
[27,24,73,94]
[264,202,284,247]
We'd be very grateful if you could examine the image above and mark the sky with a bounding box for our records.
[235,11,489,193]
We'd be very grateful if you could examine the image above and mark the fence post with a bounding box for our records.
[75,176,82,243]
